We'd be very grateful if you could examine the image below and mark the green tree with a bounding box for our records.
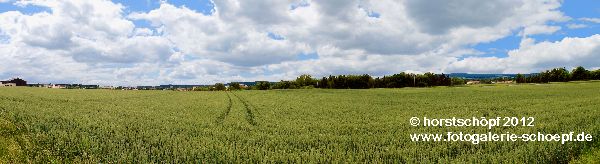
[451,77,466,86]
[318,77,328,88]
[255,81,271,90]
[571,66,590,81]
[213,83,226,91]
[272,80,297,89]
[515,74,526,83]
[229,82,241,90]
[295,74,316,87]
[592,69,600,80]
[548,67,570,82]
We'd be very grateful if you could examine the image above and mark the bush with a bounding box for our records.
[229,82,241,90]
[451,77,466,86]
[515,74,526,83]
[592,70,600,80]
[571,66,590,81]
[255,81,271,90]
[213,83,226,91]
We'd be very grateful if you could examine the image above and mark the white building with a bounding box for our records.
[0,83,16,87]
[51,84,67,89]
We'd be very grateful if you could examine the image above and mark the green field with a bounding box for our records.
[1,82,600,163]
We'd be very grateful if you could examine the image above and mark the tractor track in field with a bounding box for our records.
[215,93,233,124]
[231,92,258,126]
[231,92,260,114]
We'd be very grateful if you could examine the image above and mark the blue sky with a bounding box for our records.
[472,0,600,58]
[0,0,599,85]
[114,0,215,14]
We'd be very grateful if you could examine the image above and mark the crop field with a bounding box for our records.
[1,82,600,163]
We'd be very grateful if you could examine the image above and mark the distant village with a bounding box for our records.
[1,74,518,91]
[1,78,255,91]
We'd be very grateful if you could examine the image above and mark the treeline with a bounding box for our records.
[261,73,463,90]
[193,81,272,91]
[516,66,600,83]
[315,73,456,89]
[197,66,600,91]
[196,73,464,91]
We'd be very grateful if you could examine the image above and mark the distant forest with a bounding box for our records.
[198,66,600,91]
[515,66,600,83]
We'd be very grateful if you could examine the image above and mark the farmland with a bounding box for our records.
[1,82,600,163]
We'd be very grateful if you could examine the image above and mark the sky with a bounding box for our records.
[0,0,599,86]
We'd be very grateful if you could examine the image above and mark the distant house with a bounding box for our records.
[28,84,51,88]
[226,83,249,89]
[495,81,514,84]
[1,78,27,86]
[136,86,156,90]
[0,83,16,87]
[49,84,99,89]
[51,84,68,89]
[100,86,116,89]
[231,82,262,86]
[158,84,209,90]
[80,85,99,89]
[466,81,481,85]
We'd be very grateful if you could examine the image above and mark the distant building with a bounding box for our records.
[158,84,209,90]
[50,84,99,89]
[1,78,27,86]
[0,83,16,87]
[449,73,520,80]
[231,82,260,86]
[137,86,158,90]
[491,80,513,84]
[228,82,249,89]
[51,84,68,89]
[466,81,481,85]
[100,86,116,89]
[80,85,99,89]
[28,84,51,88]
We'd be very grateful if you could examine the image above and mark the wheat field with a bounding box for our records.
[1,82,599,163]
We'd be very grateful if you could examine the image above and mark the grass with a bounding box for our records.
[0,82,599,162]
[573,147,600,164]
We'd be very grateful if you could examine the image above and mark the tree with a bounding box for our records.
[571,66,590,81]
[515,74,526,83]
[4,78,27,86]
[229,82,241,90]
[272,80,297,89]
[548,67,570,82]
[318,77,328,88]
[295,74,316,87]
[451,77,466,86]
[592,69,600,80]
[255,81,271,90]
[213,83,226,91]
